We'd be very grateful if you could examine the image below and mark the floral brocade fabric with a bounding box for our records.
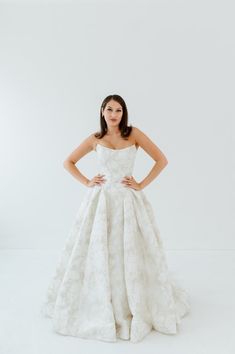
[41,143,190,343]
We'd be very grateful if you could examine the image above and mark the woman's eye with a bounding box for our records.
[107,108,121,112]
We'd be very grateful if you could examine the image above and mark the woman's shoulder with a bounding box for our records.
[130,126,145,139]
[131,126,142,133]
[130,126,154,149]
[87,132,101,150]
[131,126,148,137]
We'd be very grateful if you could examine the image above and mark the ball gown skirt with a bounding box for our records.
[40,143,190,343]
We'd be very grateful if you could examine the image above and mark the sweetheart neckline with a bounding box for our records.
[95,143,137,151]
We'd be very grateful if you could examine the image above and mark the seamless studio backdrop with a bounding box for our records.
[0,0,234,353]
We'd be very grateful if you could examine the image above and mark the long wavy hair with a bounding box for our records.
[94,94,132,140]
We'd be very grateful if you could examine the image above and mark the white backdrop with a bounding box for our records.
[0,0,234,250]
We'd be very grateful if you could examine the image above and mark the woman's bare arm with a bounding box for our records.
[133,127,168,189]
[63,134,95,186]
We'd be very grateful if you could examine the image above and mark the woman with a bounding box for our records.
[41,94,190,343]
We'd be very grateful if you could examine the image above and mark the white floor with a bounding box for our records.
[0,249,234,354]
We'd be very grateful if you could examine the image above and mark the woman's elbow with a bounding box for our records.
[63,160,72,168]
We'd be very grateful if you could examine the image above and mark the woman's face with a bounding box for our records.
[102,100,123,128]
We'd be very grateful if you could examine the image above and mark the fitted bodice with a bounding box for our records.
[95,143,137,186]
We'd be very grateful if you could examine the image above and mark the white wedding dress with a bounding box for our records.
[41,143,190,343]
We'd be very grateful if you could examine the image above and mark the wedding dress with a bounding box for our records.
[41,142,190,343]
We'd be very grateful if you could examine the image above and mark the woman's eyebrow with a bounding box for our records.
[107,106,122,109]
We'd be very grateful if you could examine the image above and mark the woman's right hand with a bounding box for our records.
[86,173,106,187]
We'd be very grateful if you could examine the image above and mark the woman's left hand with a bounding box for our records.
[121,175,142,190]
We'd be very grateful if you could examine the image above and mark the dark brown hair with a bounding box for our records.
[94,94,132,140]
